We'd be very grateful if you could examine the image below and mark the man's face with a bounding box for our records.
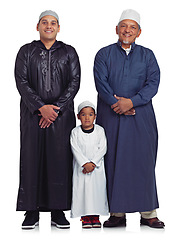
[116,19,141,49]
[37,15,60,42]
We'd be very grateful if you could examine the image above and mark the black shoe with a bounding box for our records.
[140,217,165,229]
[103,216,126,228]
[51,210,70,229]
[22,211,39,229]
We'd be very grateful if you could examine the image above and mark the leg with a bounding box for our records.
[140,209,157,219]
[111,213,126,217]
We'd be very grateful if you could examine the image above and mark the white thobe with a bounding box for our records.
[70,124,109,218]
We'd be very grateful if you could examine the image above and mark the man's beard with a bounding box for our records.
[123,40,130,44]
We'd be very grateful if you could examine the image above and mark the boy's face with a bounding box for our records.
[78,107,96,130]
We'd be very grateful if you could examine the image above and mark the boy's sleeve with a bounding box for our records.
[70,129,90,167]
[90,127,107,167]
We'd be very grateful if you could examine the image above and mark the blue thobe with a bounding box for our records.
[94,41,160,213]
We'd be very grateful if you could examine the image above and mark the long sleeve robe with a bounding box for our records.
[94,41,160,213]
[15,40,80,211]
[70,124,109,218]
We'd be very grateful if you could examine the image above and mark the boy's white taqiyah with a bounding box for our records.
[78,101,96,114]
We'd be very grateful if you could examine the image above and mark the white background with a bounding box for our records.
[1,0,179,239]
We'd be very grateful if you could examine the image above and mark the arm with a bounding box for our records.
[90,127,107,167]
[130,50,160,107]
[70,128,106,174]
[94,49,135,115]
[112,51,160,113]
[53,46,80,114]
[94,49,117,106]
[15,45,45,114]
[70,129,90,167]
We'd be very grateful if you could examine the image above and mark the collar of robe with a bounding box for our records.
[81,125,95,134]
[32,40,63,50]
[117,41,136,53]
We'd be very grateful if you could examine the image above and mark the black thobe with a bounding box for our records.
[15,40,80,211]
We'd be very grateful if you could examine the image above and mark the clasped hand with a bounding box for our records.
[111,95,135,115]
[82,162,96,174]
[38,105,60,128]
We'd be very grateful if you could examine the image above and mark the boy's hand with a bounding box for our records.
[82,162,96,174]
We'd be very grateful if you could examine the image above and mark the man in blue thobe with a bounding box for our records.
[94,9,164,228]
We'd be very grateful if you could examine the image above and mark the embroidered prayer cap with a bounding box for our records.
[39,10,59,23]
[118,9,140,26]
[78,101,96,114]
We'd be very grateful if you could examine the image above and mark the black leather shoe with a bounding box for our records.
[51,210,70,229]
[103,216,126,227]
[140,217,165,228]
[22,211,39,229]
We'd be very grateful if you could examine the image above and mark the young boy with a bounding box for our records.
[70,101,109,228]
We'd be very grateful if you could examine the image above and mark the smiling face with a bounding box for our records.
[37,15,60,48]
[78,107,96,130]
[116,19,141,49]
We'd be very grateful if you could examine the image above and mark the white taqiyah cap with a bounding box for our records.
[39,10,59,23]
[78,101,96,114]
[119,9,140,26]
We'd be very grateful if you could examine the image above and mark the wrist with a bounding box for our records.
[129,99,133,108]
[39,105,45,113]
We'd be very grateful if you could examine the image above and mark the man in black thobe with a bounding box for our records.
[15,10,80,229]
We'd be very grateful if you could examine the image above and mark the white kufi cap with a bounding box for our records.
[119,9,140,26]
[78,101,96,114]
